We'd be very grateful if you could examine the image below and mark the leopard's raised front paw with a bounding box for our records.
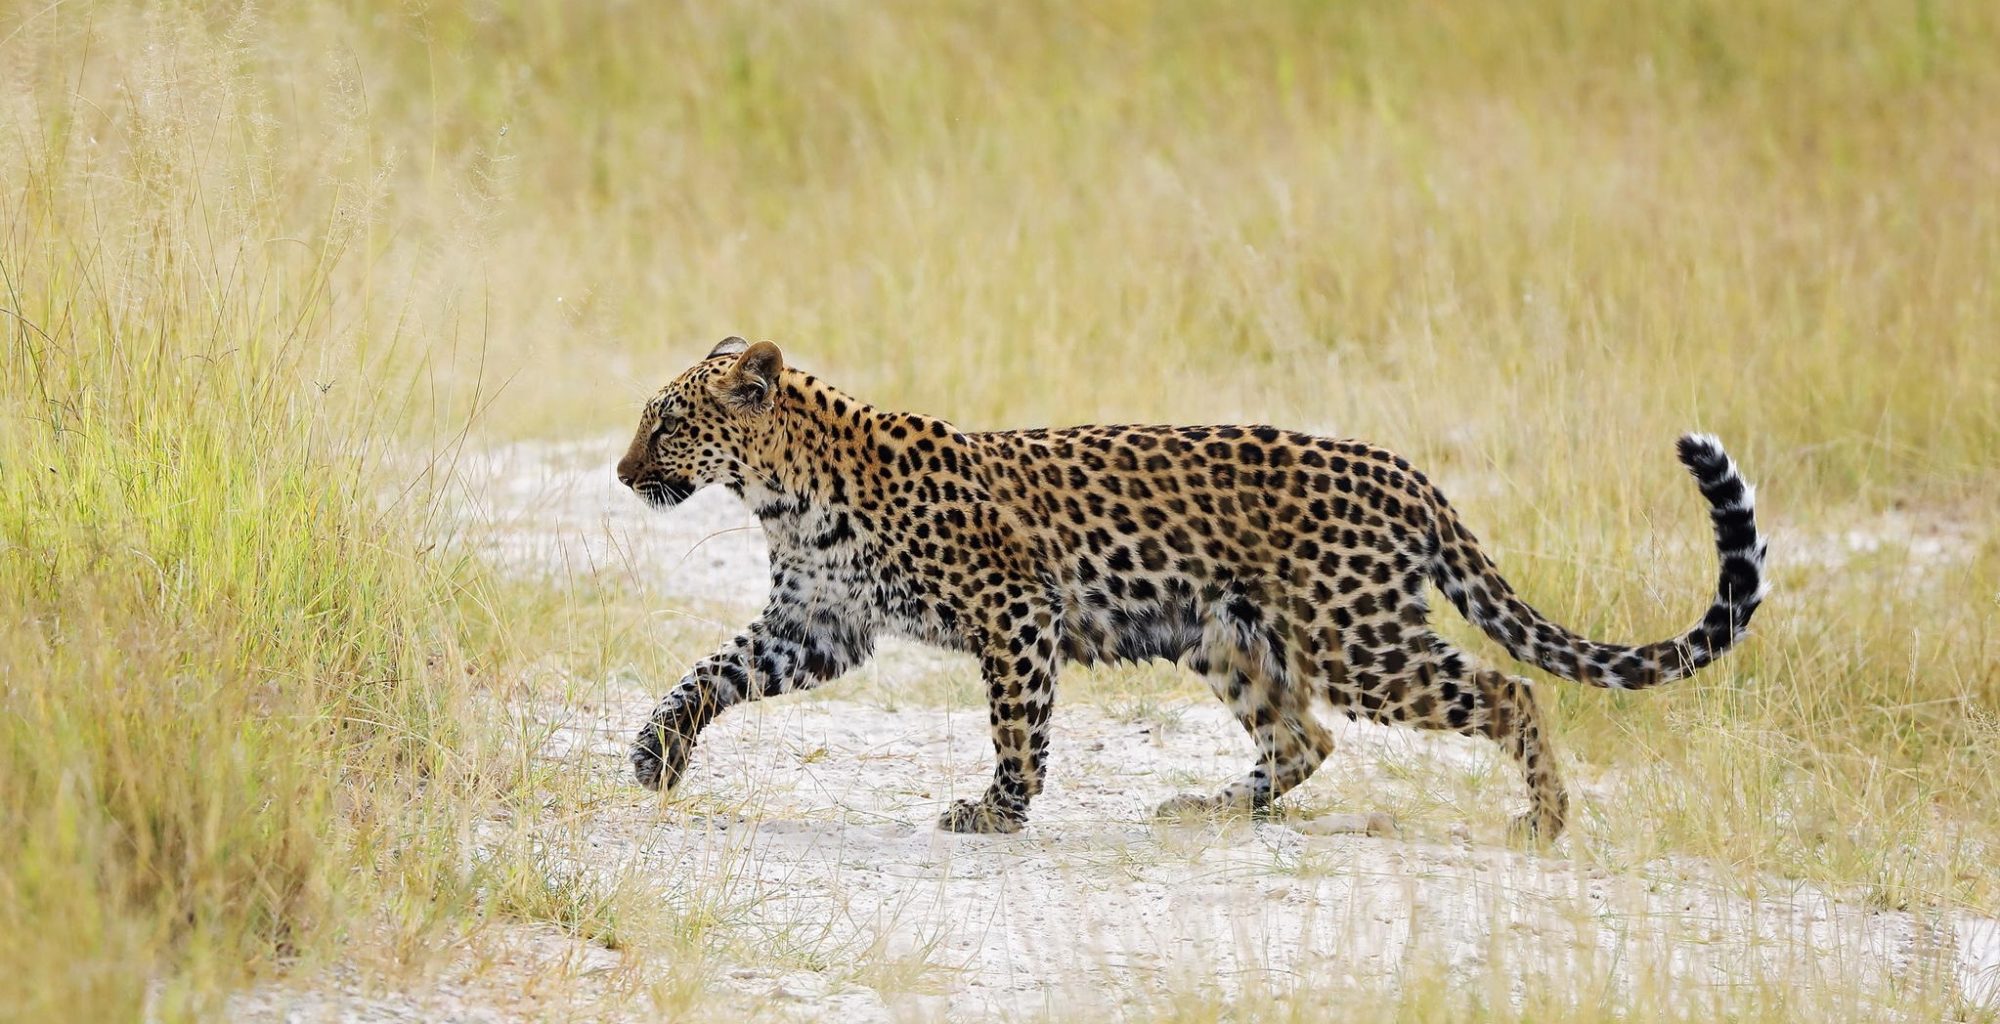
[937,798,1024,834]
[631,722,694,793]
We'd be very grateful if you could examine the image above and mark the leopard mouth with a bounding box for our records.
[632,476,694,509]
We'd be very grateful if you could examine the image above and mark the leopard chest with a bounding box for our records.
[760,502,975,652]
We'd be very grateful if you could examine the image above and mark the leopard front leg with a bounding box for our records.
[631,675,722,792]
[939,626,1058,834]
[633,613,870,792]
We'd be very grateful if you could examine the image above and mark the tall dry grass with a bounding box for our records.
[0,5,514,1019]
[2,0,1996,1018]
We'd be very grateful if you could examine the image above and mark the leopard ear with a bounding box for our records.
[706,336,749,359]
[714,340,784,412]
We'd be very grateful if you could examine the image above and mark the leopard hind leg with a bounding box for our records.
[1366,632,1569,842]
[1156,596,1333,818]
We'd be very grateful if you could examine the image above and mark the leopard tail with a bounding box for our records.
[1427,434,1768,689]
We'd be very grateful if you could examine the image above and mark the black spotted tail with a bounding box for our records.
[1429,433,1768,689]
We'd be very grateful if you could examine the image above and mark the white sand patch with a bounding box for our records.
[439,434,771,607]
[1963,914,2000,1007]
[1779,506,1984,581]
[223,924,627,1023]
[503,684,1994,1020]
[220,916,895,1023]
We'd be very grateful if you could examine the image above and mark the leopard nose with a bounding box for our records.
[615,460,639,487]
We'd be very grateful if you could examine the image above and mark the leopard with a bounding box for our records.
[616,338,1767,840]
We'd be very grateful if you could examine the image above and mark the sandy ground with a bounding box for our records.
[232,435,1999,1021]
[510,690,1999,1020]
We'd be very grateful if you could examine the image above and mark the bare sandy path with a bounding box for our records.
[519,686,1998,1021]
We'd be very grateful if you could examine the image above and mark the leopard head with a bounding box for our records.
[616,337,787,509]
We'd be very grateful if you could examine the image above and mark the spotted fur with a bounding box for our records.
[617,339,1767,839]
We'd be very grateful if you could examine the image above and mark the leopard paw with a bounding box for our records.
[937,798,1024,834]
[631,722,694,792]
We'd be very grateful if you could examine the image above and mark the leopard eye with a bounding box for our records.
[653,411,682,440]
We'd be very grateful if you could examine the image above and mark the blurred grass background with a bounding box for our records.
[2,0,1997,1019]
